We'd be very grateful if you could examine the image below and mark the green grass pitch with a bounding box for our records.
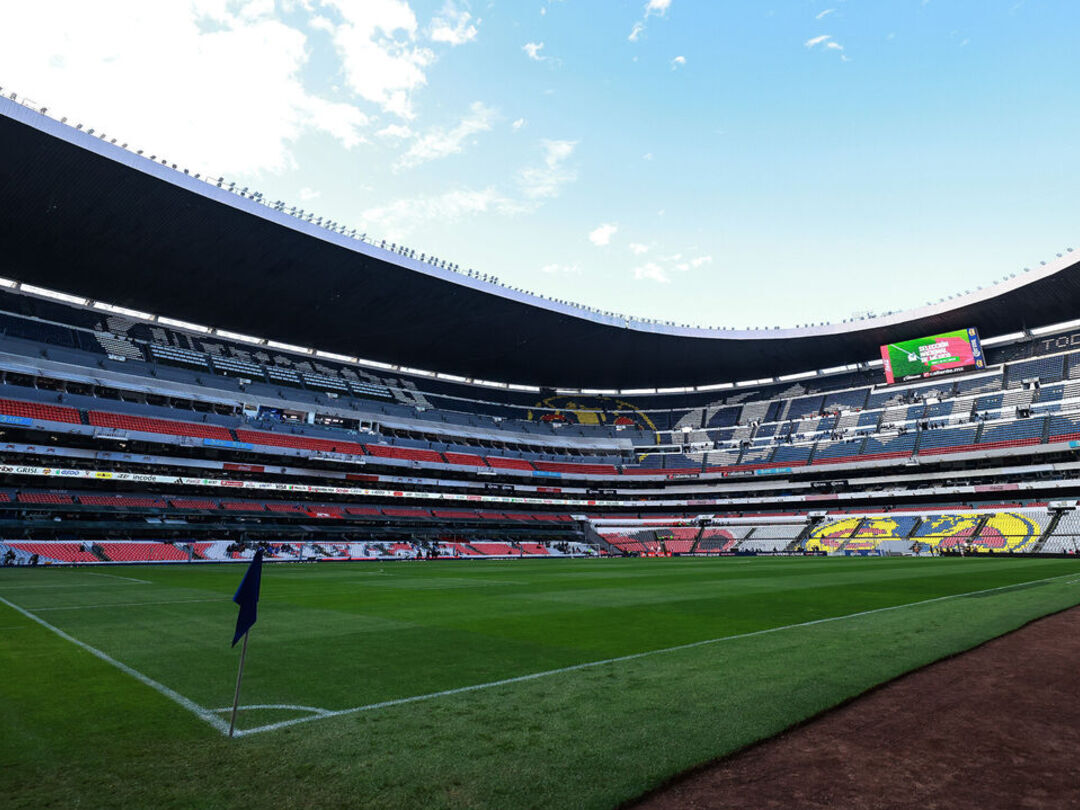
[3,555,1080,808]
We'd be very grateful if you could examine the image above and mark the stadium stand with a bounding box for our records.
[4,103,1080,564]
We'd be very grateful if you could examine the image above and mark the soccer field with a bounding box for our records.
[4,556,1080,808]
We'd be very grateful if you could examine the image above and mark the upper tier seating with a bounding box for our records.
[486,456,535,471]
[90,410,232,441]
[0,396,81,425]
[235,428,365,455]
[365,444,443,464]
[442,451,487,467]
[532,460,619,476]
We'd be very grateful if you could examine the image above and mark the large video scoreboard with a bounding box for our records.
[880,328,985,384]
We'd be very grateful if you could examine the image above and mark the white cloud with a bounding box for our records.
[589,223,619,246]
[376,123,413,139]
[360,186,513,240]
[674,255,713,271]
[522,41,562,67]
[645,0,672,17]
[629,0,671,44]
[540,263,580,274]
[629,242,650,255]
[299,187,321,201]
[512,117,527,130]
[366,138,578,238]
[429,1,480,46]
[321,0,434,119]
[671,55,686,69]
[523,41,546,60]
[816,8,836,19]
[633,262,669,282]
[517,139,578,199]
[0,0,369,176]
[806,34,846,55]
[633,252,711,282]
[395,101,496,169]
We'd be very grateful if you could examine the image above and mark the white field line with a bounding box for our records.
[82,572,153,584]
[233,571,1080,738]
[2,572,1076,740]
[211,703,336,717]
[33,598,226,612]
[0,595,229,735]
[0,582,149,591]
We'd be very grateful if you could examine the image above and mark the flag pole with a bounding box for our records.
[228,631,250,738]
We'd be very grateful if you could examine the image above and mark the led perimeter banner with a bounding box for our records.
[880,327,984,384]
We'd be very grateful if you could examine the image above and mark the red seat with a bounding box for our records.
[485,456,534,471]
[99,542,189,562]
[433,509,480,519]
[442,452,487,467]
[221,501,265,511]
[7,542,97,562]
[265,503,307,513]
[365,445,444,463]
[89,410,232,440]
[17,492,74,505]
[170,498,219,510]
[533,461,618,476]
[78,495,167,508]
[381,507,431,518]
[471,542,516,555]
[0,397,81,424]
[235,429,365,455]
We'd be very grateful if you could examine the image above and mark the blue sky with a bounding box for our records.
[0,0,1076,328]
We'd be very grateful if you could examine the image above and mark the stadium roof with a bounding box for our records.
[0,96,1077,390]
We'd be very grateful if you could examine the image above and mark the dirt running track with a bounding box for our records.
[635,605,1080,809]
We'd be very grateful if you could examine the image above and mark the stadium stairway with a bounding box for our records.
[1031,511,1066,554]
[785,517,824,552]
[687,522,707,554]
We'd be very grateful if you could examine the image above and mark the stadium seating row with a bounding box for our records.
[1,538,590,564]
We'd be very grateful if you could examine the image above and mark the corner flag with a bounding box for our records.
[232,548,263,647]
[229,548,264,737]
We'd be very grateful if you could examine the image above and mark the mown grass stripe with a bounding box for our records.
[0,595,230,734]
[235,571,1076,737]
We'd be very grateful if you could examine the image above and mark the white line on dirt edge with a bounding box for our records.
[232,571,1080,737]
[0,596,229,735]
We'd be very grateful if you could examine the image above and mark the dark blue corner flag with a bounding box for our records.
[231,548,263,647]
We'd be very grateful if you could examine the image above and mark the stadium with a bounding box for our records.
[2,27,1080,809]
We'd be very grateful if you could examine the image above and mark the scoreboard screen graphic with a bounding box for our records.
[880,328,984,384]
